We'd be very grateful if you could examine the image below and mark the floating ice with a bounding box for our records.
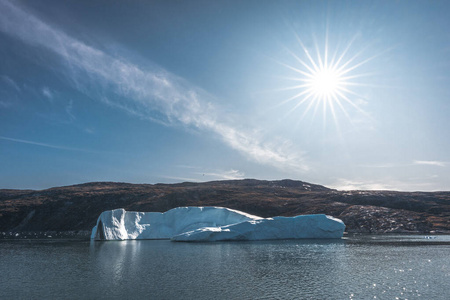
[172,214,345,241]
[91,206,261,240]
[91,207,345,241]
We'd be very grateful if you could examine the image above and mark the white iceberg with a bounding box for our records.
[91,206,261,240]
[172,214,345,241]
[91,206,345,241]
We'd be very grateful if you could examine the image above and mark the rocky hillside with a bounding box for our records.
[1,179,449,235]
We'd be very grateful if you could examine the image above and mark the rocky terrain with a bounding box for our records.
[0,179,449,237]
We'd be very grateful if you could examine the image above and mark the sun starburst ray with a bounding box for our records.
[311,96,322,121]
[287,42,318,73]
[288,93,316,118]
[333,35,358,69]
[276,83,312,91]
[279,33,375,127]
[295,34,321,72]
[288,54,317,76]
[338,52,378,75]
[314,42,324,70]
[277,60,313,78]
[339,73,375,81]
[332,94,352,121]
[327,96,340,128]
[334,90,371,118]
[276,88,315,108]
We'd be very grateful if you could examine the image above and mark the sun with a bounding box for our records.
[309,67,343,99]
[279,34,376,125]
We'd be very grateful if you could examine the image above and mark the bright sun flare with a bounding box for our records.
[280,34,376,124]
[309,67,342,98]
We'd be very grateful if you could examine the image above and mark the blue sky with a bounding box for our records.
[1,0,450,191]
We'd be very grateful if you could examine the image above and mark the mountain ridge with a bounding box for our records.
[1,179,449,235]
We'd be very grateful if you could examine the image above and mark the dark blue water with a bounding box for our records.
[1,235,449,299]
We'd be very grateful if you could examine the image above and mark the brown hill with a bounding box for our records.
[1,179,449,235]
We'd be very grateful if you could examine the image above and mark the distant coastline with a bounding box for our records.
[1,179,449,235]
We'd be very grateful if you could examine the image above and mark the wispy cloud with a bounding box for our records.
[413,160,447,167]
[330,179,394,191]
[0,136,114,154]
[84,128,95,135]
[161,169,245,182]
[196,169,245,180]
[1,75,21,91]
[159,175,200,183]
[41,86,54,100]
[0,100,13,108]
[360,161,448,169]
[358,162,404,168]
[175,165,202,170]
[0,75,20,108]
[0,136,121,154]
[0,0,307,172]
[162,168,245,183]
[65,99,76,121]
[330,177,445,192]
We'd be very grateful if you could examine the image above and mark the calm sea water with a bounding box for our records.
[1,235,449,299]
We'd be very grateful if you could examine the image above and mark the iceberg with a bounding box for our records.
[91,206,345,241]
[171,214,345,241]
[91,206,261,240]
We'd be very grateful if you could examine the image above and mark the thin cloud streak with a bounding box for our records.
[1,75,21,91]
[195,169,245,180]
[0,100,13,108]
[330,178,408,191]
[41,87,53,100]
[0,0,307,172]
[413,160,447,167]
[358,162,408,168]
[330,177,446,192]
[159,175,201,183]
[0,136,112,154]
[359,160,448,169]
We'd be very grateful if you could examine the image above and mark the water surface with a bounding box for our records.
[1,235,449,299]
